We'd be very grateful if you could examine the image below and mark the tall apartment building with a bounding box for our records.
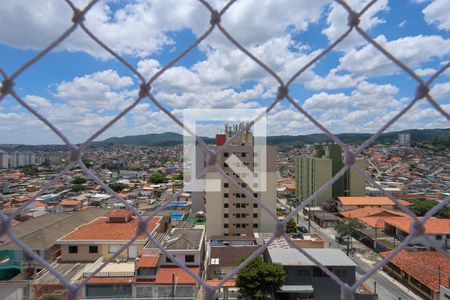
[397,133,411,145]
[0,151,36,169]
[204,124,277,237]
[295,144,365,205]
[0,151,9,169]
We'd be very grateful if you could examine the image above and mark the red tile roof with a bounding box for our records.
[340,207,409,229]
[87,277,134,284]
[205,279,236,287]
[59,200,81,206]
[59,216,160,241]
[338,196,412,207]
[135,267,199,285]
[384,218,450,235]
[31,201,48,207]
[381,250,450,292]
[137,252,161,268]
[107,210,133,218]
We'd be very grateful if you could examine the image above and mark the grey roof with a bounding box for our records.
[279,285,314,293]
[268,248,356,267]
[0,208,107,250]
[165,228,204,250]
[33,262,89,285]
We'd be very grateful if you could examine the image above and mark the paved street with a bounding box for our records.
[277,199,423,300]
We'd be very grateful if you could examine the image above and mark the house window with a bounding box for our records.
[166,256,172,263]
[89,246,98,253]
[436,235,442,240]
[313,268,328,277]
[297,269,311,277]
[68,246,78,254]
[109,245,119,253]
[185,255,195,263]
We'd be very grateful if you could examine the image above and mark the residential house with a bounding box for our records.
[337,196,412,212]
[381,249,450,300]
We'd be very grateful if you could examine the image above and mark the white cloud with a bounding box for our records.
[337,34,450,77]
[421,0,450,31]
[322,0,389,50]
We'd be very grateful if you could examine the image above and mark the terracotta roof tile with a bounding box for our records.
[31,201,48,208]
[384,218,450,235]
[138,252,161,268]
[381,250,450,292]
[59,216,160,241]
[337,196,412,207]
[87,277,134,284]
[107,210,133,218]
[205,279,236,287]
[59,200,81,206]
[135,267,199,285]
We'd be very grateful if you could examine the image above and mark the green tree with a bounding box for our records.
[286,218,300,233]
[108,182,128,192]
[406,198,450,218]
[148,171,167,184]
[173,172,183,181]
[336,218,364,255]
[71,177,86,185]
[21,165,38,176]
[236,256,285,300]
[71,184,85,192]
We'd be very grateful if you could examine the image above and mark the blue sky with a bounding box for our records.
[0,0,449,144]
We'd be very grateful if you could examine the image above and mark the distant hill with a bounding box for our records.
[1,128,449,151]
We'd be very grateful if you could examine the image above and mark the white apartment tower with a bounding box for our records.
[205,124,277,237]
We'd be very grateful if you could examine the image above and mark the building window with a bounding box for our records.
[242,152,247,157]
[68,246,78,254]
[224,183,229,188]
[89,246,98,253]
[224,203,229,208]
[242,224,246,228]
[253,223,258,228]
[253,193,258,198]
[241,183,247,188]
[436,235,442,240]
[236,224,241,228]
[253,213,258,218]
[297,269,311,277]
[236,203,241,208]
[224,163,228,168]
[241,193,246,198]
[224,224,228,228]
[253,203,258,208]
[224,193,229,198]
[224,152,229,157]
[166,256,172,263]
[313,268,328,277]
[185,255,195,263]
[109,245,119,253]
[224,213,229,218]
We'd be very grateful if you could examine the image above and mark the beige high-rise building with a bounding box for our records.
[204,124,277,237]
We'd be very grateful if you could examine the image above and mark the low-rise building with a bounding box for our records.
[384,218,450,250]
[337,196,412,212]
[381,249,450,300]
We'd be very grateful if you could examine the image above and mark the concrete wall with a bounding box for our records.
[283,265,356,300]
[60,243,145,262]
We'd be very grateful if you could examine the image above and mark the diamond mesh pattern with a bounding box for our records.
[0,1,449,299]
